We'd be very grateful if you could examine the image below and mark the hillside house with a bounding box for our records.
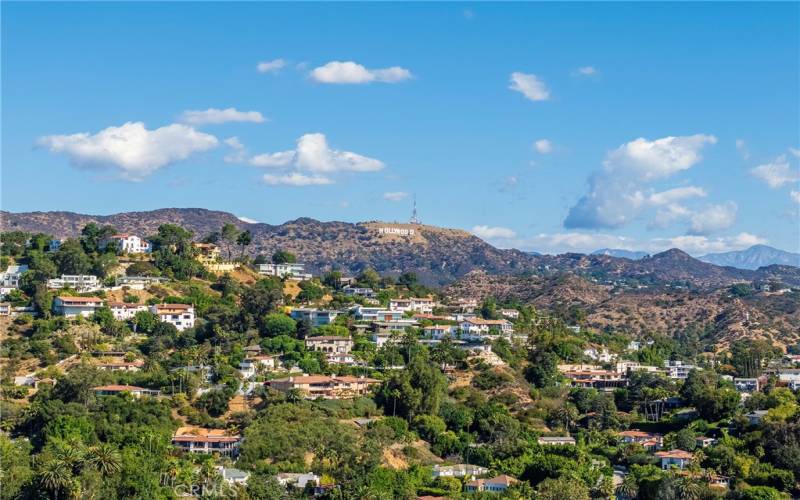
[150,303,195,331]
[432,464,489,479]
[537,436,576,446]
[93,385,160,397]
[656,450,694,470]
[465,475,518,493]
[53,296,104,318]
[305,336,353,354]
[257,263,312,280]
[459,318,514,336]
[108,302,148,320]
[1,265,28,289]
[101,234,152,253]
[618,430,663,450]
[96,359,145,372]
[290,308,339,326]
[268,375,379,399]
[47,274,100,292]
[351,305,403,322]
[172,426,242,457]
[239,355,277,378]
[389,297,436,314]
[342,285,376,298]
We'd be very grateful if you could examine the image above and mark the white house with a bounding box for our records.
[239,356,277,379]
[665,360,699,380]
[465,475,518,493]
[655,450,693,470]
[389,297,436,314]
[53,296,104,317]
[459,318,513,336]
[423,324,457,339]
[1,265,28,289]
[102,234,152,254]
[47,274,100,292]
[305,336,353,354]
[275,472,320,489]
[290,308,339,327]
[257,263,312,280]
[499,308,519,320]
[342,286,376,299]
[584,346,616,363]
[149,304,195,331]
[108,302,148,321]
[171,426,241,458]
[432,464,489,479]
[352,305,403,322]
[216,467,250,486]
[93,384,160,397]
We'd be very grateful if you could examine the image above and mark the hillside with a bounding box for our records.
[699,244,800,270]
[445,270,800,348]
[3,208,799,287]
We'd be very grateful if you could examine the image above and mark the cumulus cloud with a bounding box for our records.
[37,121,218,181]
[383,191,409,202]
[572,66,598,76]
[310,61,412,84]
[533,139,553,154]
[472,225,517,239]
[509,72,550,101]
[179,107,265,125]
[564,134,718,230]
[647,186,707,205]
[225,133,384,186]
[750,155,800,188]
[791,190,800,204]
[262,173,333,186]
[501,231,765,255]
[689,202,738,235]
[257,59,286,74]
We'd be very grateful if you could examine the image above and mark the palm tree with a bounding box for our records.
[86,444,121,476]
[553,404,579,434]
[615,474,638,500]
[675,475,703,500]
[39,459,73,500]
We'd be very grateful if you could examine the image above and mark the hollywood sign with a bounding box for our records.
[378,227,415,236]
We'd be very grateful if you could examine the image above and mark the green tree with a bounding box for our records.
[236,230,253,260]
[271,250,296,264]
[262,313,297,338]
[221,223,240,260]
[53,239,92,275]
[378,352,447,419]
[536,476,590,500]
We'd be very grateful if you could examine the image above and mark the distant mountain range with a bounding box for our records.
[591,248,650,260]
[699,244,800,270]
[2,208,799,287]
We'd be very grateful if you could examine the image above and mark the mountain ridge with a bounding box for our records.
[2,208,799,287]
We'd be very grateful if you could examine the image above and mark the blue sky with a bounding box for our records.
[3,2,799,255]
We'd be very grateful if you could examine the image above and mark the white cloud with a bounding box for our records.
[572,66,597,76]
[565,134,718,230]
[735,139,750,160]
[237,216,259,224]
[750,155,800,188]
[501,231,765,255]
[650,204,693,230]
[790,190,800,204]
[604,134,717,181]
[509,72,550,101]
[383,191,409,202]
[463,9,475,19]
[250,151,296,168]
[689,202,738,235]
[472,225,517,240]
[38,121,218,181]
[533,139,553,154]
[789,147,800,158]
[262,173,333,186]
[310,61,412,84]
[257,59,286,74]
[226,133,384,186]
[647,186,707,205]
[179,107,265,125]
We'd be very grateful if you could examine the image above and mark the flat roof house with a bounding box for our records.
[172,426,242,458]
[150,304,195,331]
[459,318,514,337]
[102,234,152,254]
[290,308,339,327]
[93,385,160,398]
[53,296,104,318]
[432,464,489,479]
[537,436,576,446]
